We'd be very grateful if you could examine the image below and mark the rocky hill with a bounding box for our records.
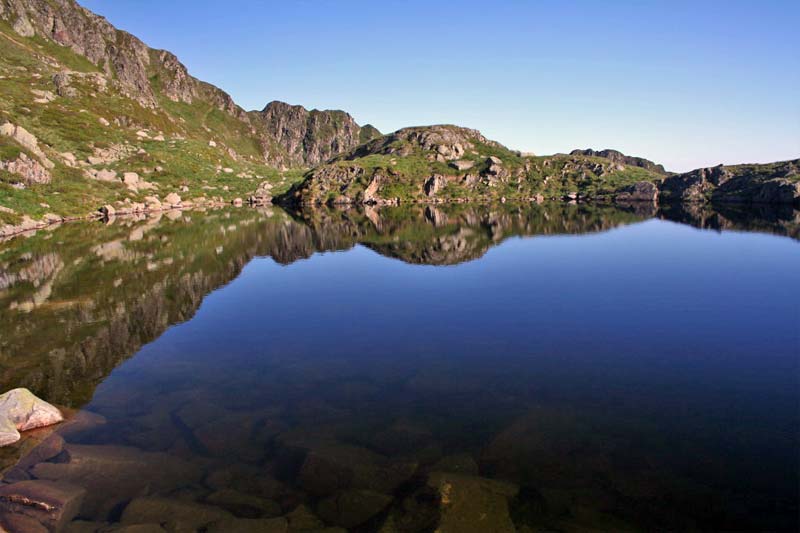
[278,125,800,207]
[0,0,375,232]
[277,125,666,206]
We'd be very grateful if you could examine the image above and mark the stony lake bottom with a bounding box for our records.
[0,202,798,532]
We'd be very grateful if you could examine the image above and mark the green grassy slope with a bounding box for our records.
[0,20,304,226]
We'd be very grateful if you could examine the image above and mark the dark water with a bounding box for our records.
[0,203,798,531]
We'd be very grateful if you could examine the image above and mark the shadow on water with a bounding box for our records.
[0,202,797,531]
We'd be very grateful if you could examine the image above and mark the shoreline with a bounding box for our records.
[2,196,798,244]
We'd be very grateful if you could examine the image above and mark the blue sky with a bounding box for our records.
[80,0,799,172]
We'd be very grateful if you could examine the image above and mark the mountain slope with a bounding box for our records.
[0,0,376,230]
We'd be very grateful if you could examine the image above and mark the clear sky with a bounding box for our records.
[80,0,799,172]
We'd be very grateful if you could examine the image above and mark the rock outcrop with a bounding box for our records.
[614,181,660,203]
[570,148,667,174]
[255,101,380,167]
[0,0,239,113]
[660,159,800,206]
[0,153,52,185]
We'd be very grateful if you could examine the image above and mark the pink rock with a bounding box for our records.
[0,389,63,446]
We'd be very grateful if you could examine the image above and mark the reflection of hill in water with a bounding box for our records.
[0,203,797,407]
[289,203,659,265]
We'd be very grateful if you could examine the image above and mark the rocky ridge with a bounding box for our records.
[279,125,800,208]
[278,125,668,206]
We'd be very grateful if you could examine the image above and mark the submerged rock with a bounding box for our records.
[31,444,203,519]
[291,440,417,496]
[120,497,232,531]
[0,388,63,446]
[206,516,289,533]
[204,488,281,518]
[426,472,519,533]
[316,489,392,529]
[0,479,86,531]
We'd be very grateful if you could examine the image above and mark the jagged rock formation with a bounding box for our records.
[569,148,667,175]
[0,0,238,112]
[254,101,380,167]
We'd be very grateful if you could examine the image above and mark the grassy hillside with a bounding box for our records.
[0,18,304,227]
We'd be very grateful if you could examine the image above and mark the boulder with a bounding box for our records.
[52,72,78,98]
[31,89,57,104]
[0,389,63,446]
[164,193,181,206]
[0,513,49,533]
[60,152,77,166]
[2,433,65,481]
[122,172,139,185]
[288,439,416,496]
[316,489,392,529]
[204,489,281,518]
[248,183,273,206]
[0,480,86,531]
[615,181,659,203]
[451,160,475,171]
[32,444,203,519]
[0,122,54,169]
[99,117,110,127]
[424,174,448,197]
[93,169,118,182]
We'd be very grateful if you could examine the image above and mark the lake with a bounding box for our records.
[0,202,798,531]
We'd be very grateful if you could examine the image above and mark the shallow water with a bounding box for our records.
[0,203,798,531]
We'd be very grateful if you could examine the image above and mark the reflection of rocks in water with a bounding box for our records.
[0,252,63,291]
[658,202,800,240]
[291,202,651,265]
[0,209,309,408]
[0,202,797,531]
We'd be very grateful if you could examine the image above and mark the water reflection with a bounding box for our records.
[0,202,797,531]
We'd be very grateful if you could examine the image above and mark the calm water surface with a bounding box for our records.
[0,203,798,531]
